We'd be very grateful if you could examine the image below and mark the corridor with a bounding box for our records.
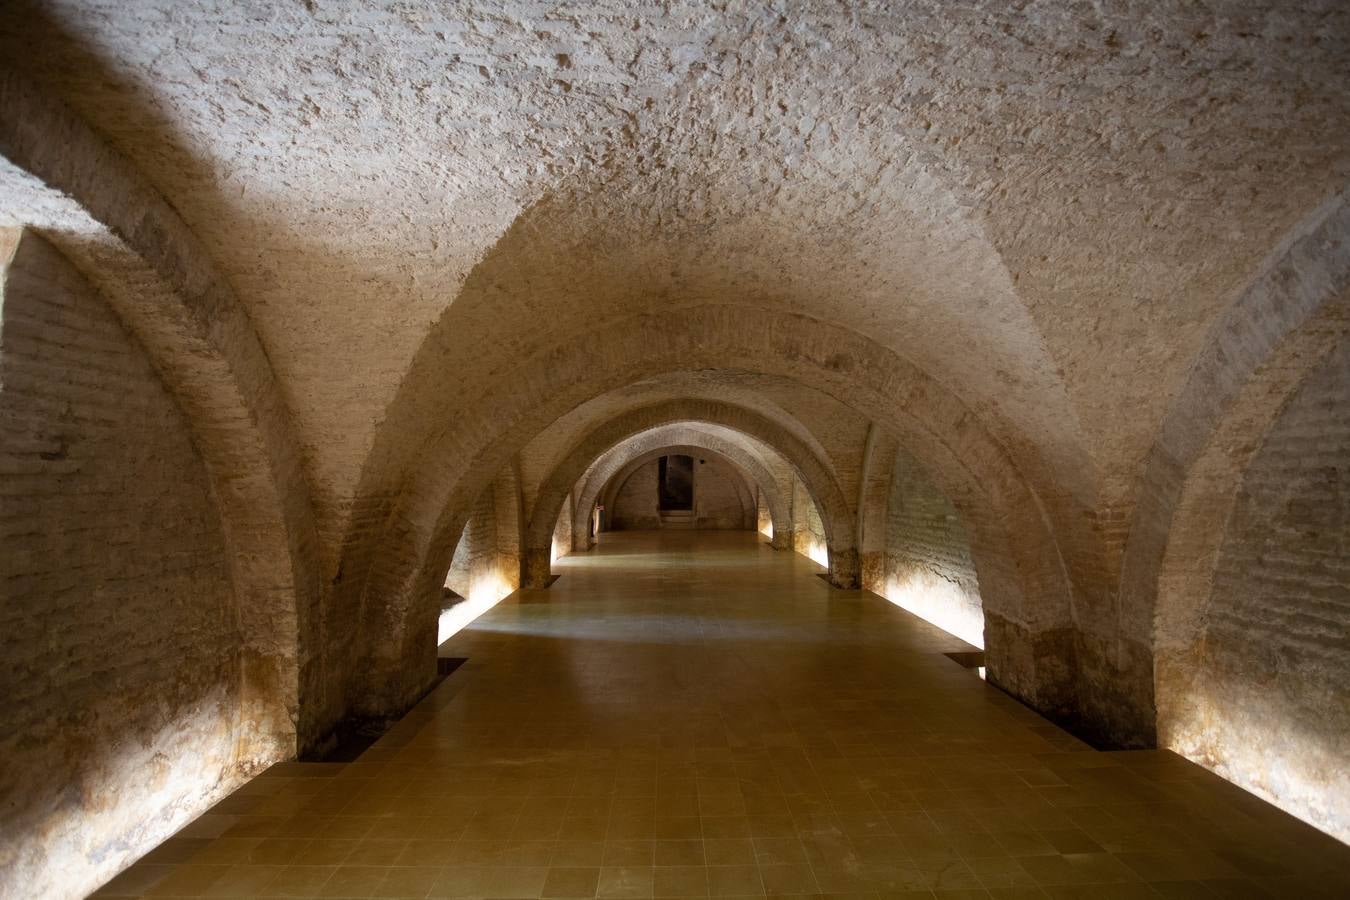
[93,532,1350,899]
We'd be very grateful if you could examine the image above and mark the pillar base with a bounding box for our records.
[520,548,553,589]
[827,547,860,590]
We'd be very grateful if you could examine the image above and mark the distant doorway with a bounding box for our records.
[658,454,694,510]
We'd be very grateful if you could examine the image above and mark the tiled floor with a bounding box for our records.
[95,531,1350,899]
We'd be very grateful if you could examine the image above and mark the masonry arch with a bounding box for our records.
[444,458,525,607]
[344,308,1087,733]
[1115,190,1350,831]
[1119,192,1350,728]
[521,400,857,589]
[571,426,794,553]
[0,72,320,754]
[597,447,760,534]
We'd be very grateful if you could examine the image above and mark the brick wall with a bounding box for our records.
[0,233,245,898]
[609,456,754,531]
[692,456,752,530]
[445,489,498,600]
[1174,340,1350,841]
[551,489,573,560]
[790,476,827,563]
[610,461,661,530]
[879,449,984,648]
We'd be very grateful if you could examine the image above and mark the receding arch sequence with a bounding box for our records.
[343,308,1084,738]
[571,426,795,553]
[597,448,760,535]
[521,400,858,590]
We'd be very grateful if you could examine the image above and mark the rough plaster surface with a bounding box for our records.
[0,233,246,900]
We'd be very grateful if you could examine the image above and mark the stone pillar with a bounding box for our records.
[520,548,553,589]
[770,528,793,551]
[572,530,593,552]
[827,546,860,590]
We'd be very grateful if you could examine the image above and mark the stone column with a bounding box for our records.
[827,546,860,589]
[520,548,553,589]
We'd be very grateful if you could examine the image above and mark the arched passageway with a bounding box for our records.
[4,6,1350,896]
[93,527,1350,900]
[595,449,758,534]
[568,425,797,552]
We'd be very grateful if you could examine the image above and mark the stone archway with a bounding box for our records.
[0,72,320,755]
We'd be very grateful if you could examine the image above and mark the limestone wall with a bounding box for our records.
[0,234,246,899]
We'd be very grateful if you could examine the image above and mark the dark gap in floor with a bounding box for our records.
[944,650,986,669]
[437,656,468,677]
[300,658,468,762]
[519,574,561,602]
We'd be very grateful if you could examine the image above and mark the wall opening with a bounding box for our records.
[603,451,756,533]
[657,454,694,510]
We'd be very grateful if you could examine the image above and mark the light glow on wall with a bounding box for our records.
[760,521,774,540]
[1161,672,1350,844]
[806,537,829,568]
[37,689,249,900]
[882,570,985,649]
[437,571,513,644]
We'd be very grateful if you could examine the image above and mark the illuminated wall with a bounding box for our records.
[0,233,252,898]
[878,449,984,648]
[608,456,755,531]
[550,490,573,563]
[757,484,774,539]
[442,470,521,643]
[790,476,830,567]
[1159,342,1350,842]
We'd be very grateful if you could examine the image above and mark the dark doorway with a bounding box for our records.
[658,454,694,510]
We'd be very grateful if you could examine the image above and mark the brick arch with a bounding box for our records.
[1117,190,1350,746]
[521,401,857,589]
[569,427,794,553]
[594,445,762,538]
[344,307,1086,729]
[0,71,321,754]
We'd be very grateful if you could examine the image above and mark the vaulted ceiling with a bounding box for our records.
[7,0,1347,548]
